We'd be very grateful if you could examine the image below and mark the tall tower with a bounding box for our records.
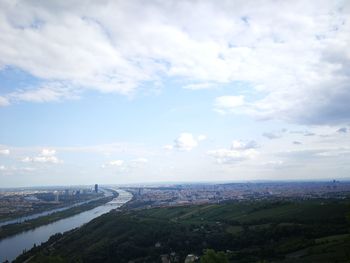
[94,184,98,193]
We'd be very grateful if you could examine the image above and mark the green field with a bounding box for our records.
[15,198,350,263]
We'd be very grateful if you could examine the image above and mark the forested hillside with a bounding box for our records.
[16,199,350,263]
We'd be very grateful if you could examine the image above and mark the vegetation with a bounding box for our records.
[15,198,350,262]
[200,249,229,263]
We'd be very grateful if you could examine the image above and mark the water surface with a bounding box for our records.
[0,189,132,262]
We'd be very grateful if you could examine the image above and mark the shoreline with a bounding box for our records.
[0,190,118,240]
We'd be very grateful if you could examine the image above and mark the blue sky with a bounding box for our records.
[0,0,350,187]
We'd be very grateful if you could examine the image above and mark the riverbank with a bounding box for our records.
[0,191,118,240]
[0,193,105,224]
[0,189,132,263]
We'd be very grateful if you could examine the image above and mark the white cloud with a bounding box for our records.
[164,133,206,152]
[183,82,215,90]
[132,158,148,163]
[174,133,198,151]
[260,160,284,168]
[0,149,10,155]
[102,158,148,170]
[108,160,124,166]
[208,139,259,164]
[197,135,207,141]
[22,148,61,164]
[316,149,350,157]
[0,165,36,173]
[231,140,258,150]
[8,83,79,104]
[208,148,258,164]
[0,1,349,125]
[0,96,10,106]
[22,156,60,164]
[41,148,56,156]
[163,144,174,151]
[101,160,124,169]
[213,96,245,114]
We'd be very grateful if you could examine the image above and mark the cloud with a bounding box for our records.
[0,149,10,155]
[165,133,206,152]
[0,165,36,173]
[316,149,350,157]
[0,82,79,106]
[0,96,10,107]
[208,148,258,164]
[22,156,61,164]
[293,141,302,145]
[183,82,215,90]
[304,132,316,137]
[261,160,284,168]
[289,130,316,136]
[231,140,259,150]
[197,135,207,141]
[208,139,259,164]
[108,160,124,166]
[337,127,348,133]
[0,1,349,125]
[102,158,148,169]
[262,132,282,140]
[213,96,245,114]
[174,133,198,151]
[101,160,124,169]
[132,158,148,164]
[41,148,56,156]
[129,158,149,168]
[9,83,79,104]
[22,148,62,164]
[163,144,174,151]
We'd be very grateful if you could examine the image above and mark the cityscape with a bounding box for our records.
[2,180,349,223]
[124,180,350,209]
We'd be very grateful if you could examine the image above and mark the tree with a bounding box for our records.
[200,249,229,263]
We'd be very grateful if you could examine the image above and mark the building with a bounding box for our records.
[54,191,59,202]
[94,184,98,193]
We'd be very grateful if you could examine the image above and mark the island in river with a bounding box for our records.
[0,189,132,262]
[0,189,117,240]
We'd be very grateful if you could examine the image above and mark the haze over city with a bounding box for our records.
[1,0,350,187]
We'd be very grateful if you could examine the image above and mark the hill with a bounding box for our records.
[15,198,350,262]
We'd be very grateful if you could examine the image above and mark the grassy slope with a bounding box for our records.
[16,199,350,263]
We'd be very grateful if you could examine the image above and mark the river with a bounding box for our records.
[0,189,113,228]
[0,189,132,262]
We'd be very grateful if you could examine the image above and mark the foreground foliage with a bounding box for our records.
[16,198,350,262]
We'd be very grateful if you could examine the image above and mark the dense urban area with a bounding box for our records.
[123,180,350,209]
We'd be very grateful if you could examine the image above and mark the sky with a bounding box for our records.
[0,0,350,187]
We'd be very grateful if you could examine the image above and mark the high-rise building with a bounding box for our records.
[54,191,59,202]
[94,184,98,193]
